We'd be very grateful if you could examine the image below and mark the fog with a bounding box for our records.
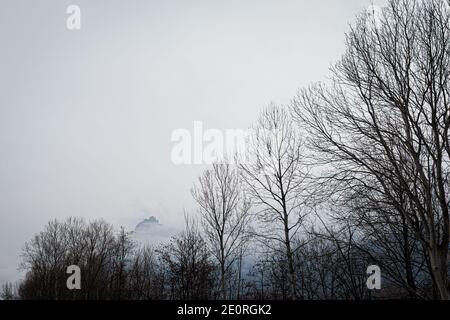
[0,0,386,285]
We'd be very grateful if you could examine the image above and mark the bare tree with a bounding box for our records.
[0,282,15,300]
[240,104,308,299]
[158,216,215,300]
[128,245,165,300]
[19,218,135,300]
[292,0,450,299]
[339,188,430,298]
[192,163,250,299]
[109,227,134,299]
[20,219,71,299]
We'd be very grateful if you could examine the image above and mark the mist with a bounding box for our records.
[0,0,386,285]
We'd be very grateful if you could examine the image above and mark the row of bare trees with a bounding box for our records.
[12,217,215,300]
[191,0,450,300]
[290,0,450,299]
[191,105,309,300]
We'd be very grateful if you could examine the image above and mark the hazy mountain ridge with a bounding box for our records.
[130,216,178,246]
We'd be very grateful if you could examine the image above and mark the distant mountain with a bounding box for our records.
[135,216,161,231]
[130,216,178,246]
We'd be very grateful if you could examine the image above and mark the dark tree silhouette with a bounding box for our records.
[292,0,450,299]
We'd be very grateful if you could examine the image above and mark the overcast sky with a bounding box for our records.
[0,0,386,284]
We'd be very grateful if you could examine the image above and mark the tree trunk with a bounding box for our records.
[284,218,297,300]
[429,247,450,300]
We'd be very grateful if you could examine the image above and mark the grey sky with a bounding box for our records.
[0,0,386,284]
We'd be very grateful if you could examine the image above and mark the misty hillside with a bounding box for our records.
[130,216,178,246]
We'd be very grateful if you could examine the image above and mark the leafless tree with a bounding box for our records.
[240,104,309,299]
[128,245,165,300]
[292,0,450,299]
[0,282,16,300]
[292,227,369,300]
[158,216,215,300]
[19,218,135,300]
[109,227,134,299]
[192,163,251,299]
[339,190,431,298]
[20,219,72,299]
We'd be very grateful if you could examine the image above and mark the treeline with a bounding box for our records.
[2,214,436,300]
[0,216,424,300]
[12,217,213,300]
[4,0,450,300]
